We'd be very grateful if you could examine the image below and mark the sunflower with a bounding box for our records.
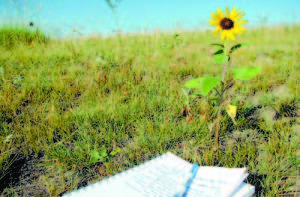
[209,6,247,41]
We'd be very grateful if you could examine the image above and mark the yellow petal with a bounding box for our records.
[217,8,224,18]
[209,19,219,26]
[227,31,232,40]
[235,13,245,21]
[235,20,248,25]
[237,26,246,32]
[227,31,231,40]
[233,27,242,34]
[226,6,229,17]
[213,26,221,35]
[221,31,226,40]
[210,13,217,19]
[229,6,236,19]
[211,13,222,20]
[231,10,242,20]
[225,31,231,40]
[234,26,246,35]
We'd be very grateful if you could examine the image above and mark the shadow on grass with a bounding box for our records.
[0,151,45,196]
[244,173,267,196]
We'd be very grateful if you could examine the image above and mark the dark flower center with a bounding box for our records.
[29,22,34,27]
[220,18,234,30]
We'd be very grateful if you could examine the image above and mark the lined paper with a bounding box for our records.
[63,152,254,197]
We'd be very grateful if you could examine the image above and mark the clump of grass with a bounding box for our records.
[0,23,50,50]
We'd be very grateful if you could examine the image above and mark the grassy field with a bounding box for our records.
[0,23,299,197]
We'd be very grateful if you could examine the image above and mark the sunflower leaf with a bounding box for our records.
[233,66,262,80]
[210,44,225,48]
[229,44,242,54]
[201,77,222,96]
[215,45,223,51]
[214,53,227,64]
[213,49,224,55]
[184,77,221,96]
[183,78,204,89]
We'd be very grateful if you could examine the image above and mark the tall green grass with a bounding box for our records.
[0,23,299,196]
[0,23,50,50]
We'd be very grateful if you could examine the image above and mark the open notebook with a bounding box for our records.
[63,152,255,197]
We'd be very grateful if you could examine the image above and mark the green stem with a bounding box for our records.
[215,41,229,148]
[213,87,221,98]
[182,88,190,112]
[186,96,190,111]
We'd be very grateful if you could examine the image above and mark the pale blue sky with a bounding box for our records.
[0,0,299,39]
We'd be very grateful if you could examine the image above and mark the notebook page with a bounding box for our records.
[125,155,193,196]
[63,152,251,197]
[186,167,247,197]
[124,153,248,197]
[231,182,255,197]
[63,152,192,197]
